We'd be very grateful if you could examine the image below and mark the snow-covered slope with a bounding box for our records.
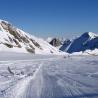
[0,19,63,54]
[60,32,98,53]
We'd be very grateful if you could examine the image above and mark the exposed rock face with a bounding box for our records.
[49,38,62,47]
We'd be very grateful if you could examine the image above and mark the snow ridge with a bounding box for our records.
[60,32,98,54]
[0,19,63,55]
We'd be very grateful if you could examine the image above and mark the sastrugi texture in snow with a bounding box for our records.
[0,53,98,98]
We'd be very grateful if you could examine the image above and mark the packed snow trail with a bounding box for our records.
[0,53,98,98]
[21,56,98,98]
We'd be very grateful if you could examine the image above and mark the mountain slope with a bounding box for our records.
[0,20,62,54]
[60,32,98,53]
[60,39,71,51]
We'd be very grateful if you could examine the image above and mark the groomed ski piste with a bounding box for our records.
[0,52,98,98]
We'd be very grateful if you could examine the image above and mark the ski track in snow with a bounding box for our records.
[0,55,98,98]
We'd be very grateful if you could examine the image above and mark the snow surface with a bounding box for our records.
[0,52,98,98]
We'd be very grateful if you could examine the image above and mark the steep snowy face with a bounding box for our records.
[60,39,71,51]
[68,32,98,53]
[60,32,98,53]
[0,19,61,54]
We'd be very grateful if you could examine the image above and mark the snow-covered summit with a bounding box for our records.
[0,19,63,54]
[60,32,98,53]
[81,32,98,39]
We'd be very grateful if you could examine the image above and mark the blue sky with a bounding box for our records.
[0,0,98,38]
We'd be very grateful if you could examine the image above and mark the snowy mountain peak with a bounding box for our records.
[60,32,98,53]
[81,32,98,39]
[0,19,63,54]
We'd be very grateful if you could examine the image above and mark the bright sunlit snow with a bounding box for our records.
[0,52,98,98]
